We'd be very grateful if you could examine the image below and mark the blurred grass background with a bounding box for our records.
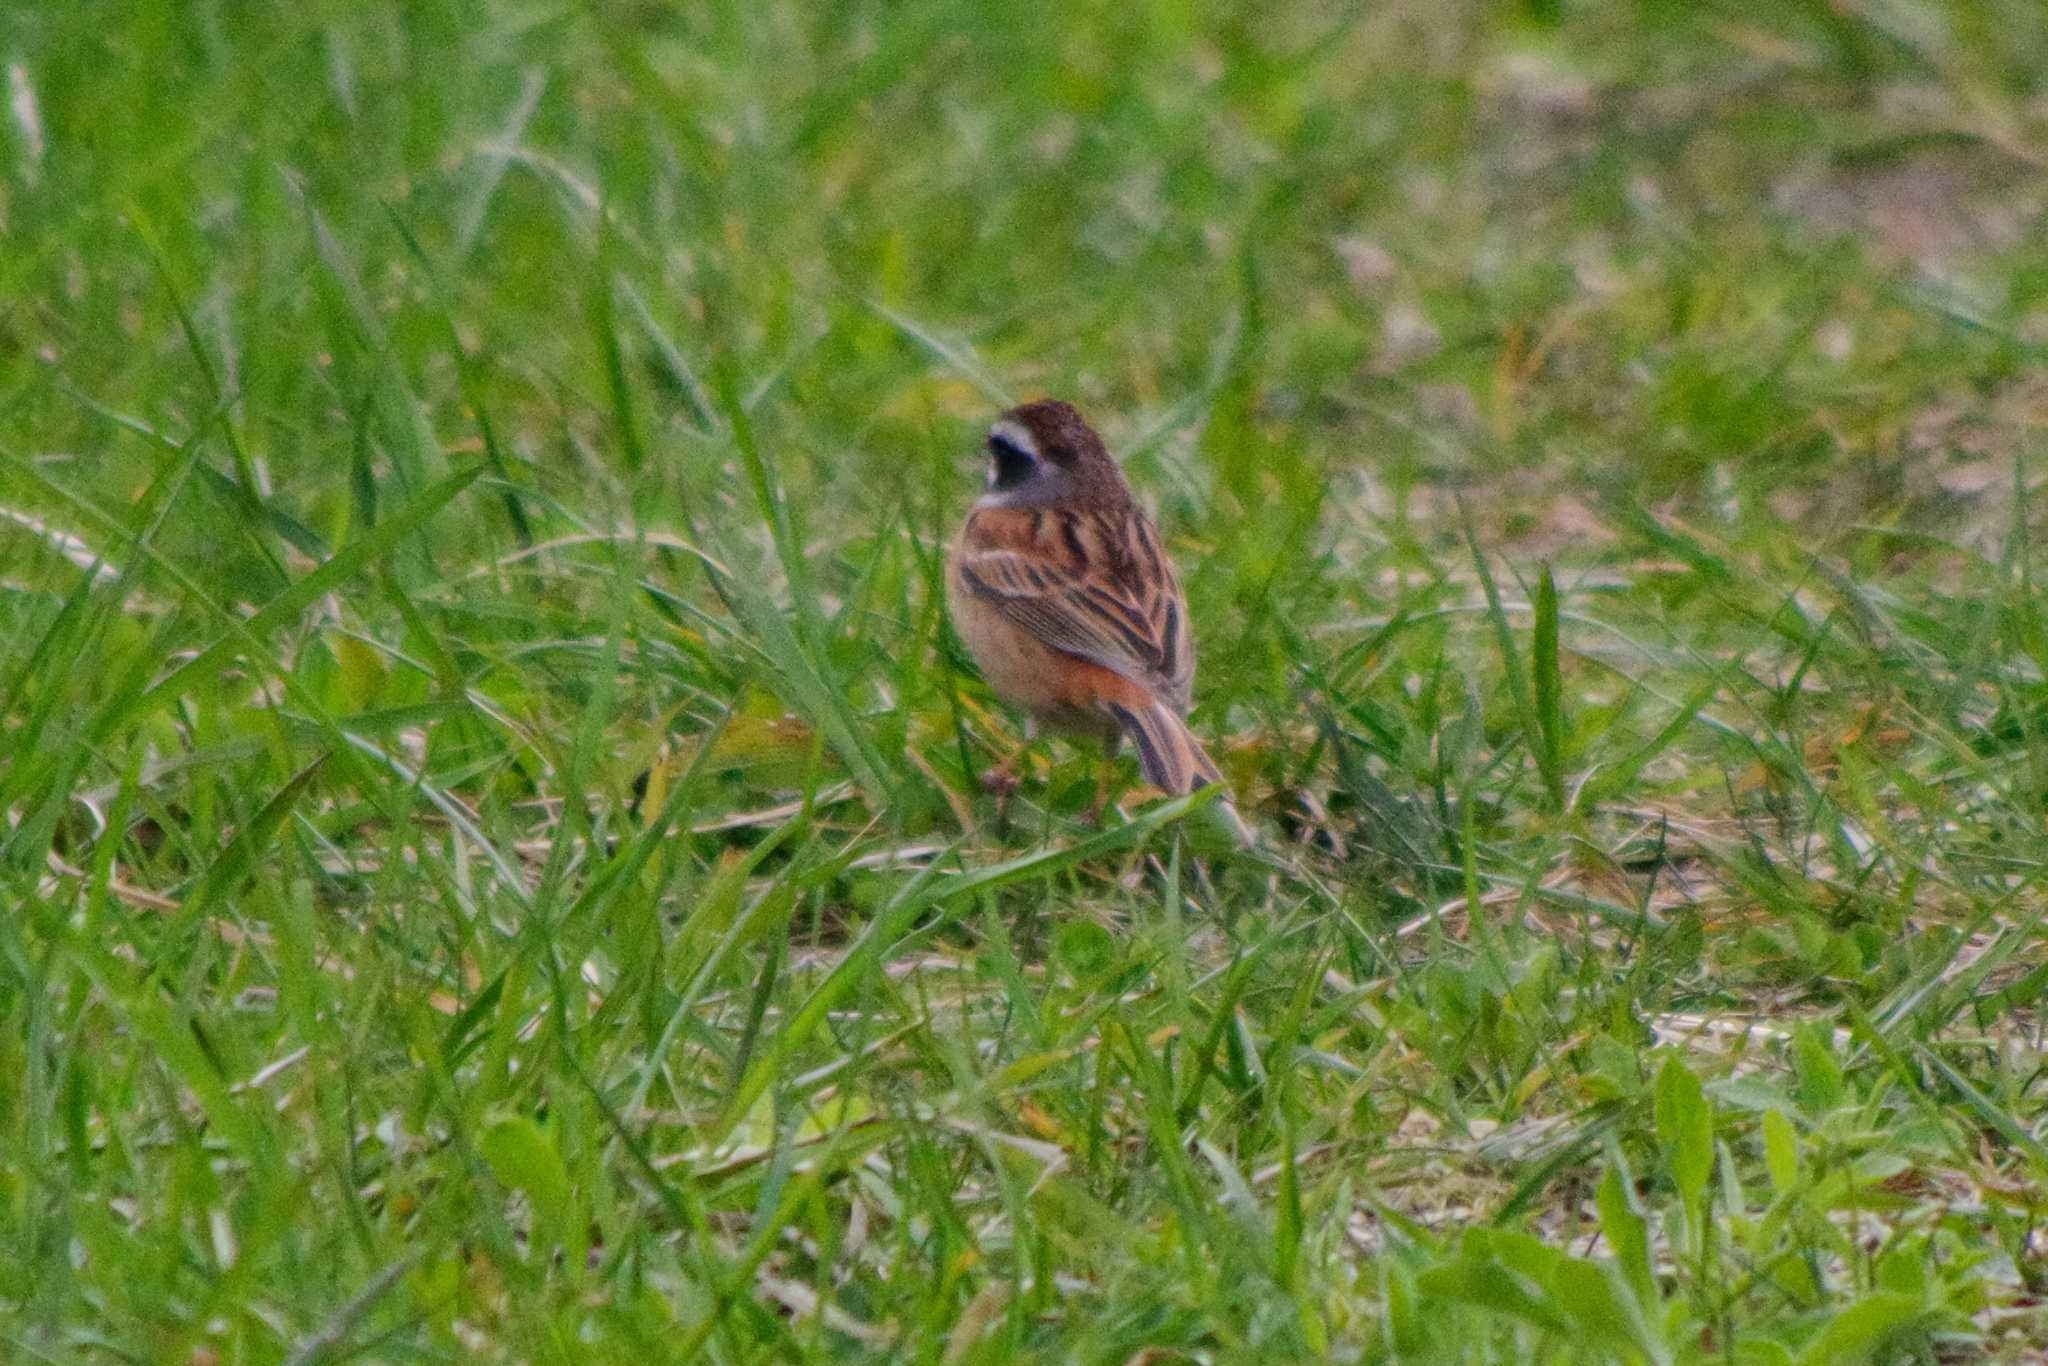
[4,0,2048,1360]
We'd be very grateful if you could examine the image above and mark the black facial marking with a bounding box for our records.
[988,433,1036,491]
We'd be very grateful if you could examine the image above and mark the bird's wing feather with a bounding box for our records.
[955,506,1194,710]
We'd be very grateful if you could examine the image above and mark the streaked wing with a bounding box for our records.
[955,505,1195,711]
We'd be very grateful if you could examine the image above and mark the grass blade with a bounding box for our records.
[142,461,484,709]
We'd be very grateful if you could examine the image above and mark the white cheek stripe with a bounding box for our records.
[988,419,1039,458]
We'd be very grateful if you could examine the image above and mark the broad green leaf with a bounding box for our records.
[1794,1292,1928,1366]
[1416,1253,1571,1336]
[1654,1056,1713,1215]
[1763,1108,1799,1193]
[1550,1259,1663,1363]
[1791,1022,1846,1115]
[1597,1164,1655,1314]
[1053,920,1117,982]
[480,1117,574,1227]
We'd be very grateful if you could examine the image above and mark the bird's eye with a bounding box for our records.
[987,434,1036,490]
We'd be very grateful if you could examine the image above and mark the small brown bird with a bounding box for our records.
[948,399,1240,826]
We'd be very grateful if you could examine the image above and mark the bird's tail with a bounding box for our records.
[1103,698,1250,841]
[1104,698,1222,794]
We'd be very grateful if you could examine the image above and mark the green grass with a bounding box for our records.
[4,0,2048,1360]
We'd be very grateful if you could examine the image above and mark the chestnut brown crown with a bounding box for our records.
[982,399,1134,508]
